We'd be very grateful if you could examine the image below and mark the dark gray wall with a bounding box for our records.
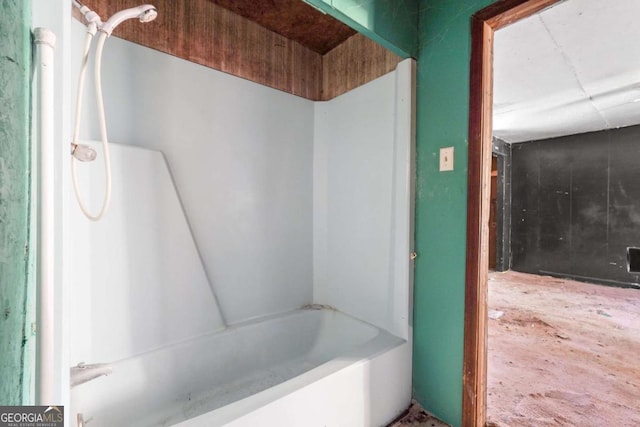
[510,125,640,288]
[493,138,511,272]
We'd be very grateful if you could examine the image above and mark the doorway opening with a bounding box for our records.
[464,0,640,425]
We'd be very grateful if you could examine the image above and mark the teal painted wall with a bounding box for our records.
[304,0,418,57]
[303,1,500,424]
[412,1,493,426]
[0,0,34,405]
[0,0,501,418]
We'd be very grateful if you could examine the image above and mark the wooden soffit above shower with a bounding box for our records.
[207,0,356,55]
[74,0,401,100]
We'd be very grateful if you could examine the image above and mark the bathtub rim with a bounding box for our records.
[73,306,379,368]
[71,307,406,426]
[173,329,407,426]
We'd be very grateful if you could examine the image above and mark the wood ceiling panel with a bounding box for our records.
[208,0,356,54]
[77,0,323,99]
[322,33,401,101]
[74,0,400,100]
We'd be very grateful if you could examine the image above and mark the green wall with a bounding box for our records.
[412,0,493,426]
[0,0,34,405]
[305,0,502,424]
[0,0,501,418]
[304,0,418,57]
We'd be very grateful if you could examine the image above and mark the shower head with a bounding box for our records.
[100,4,157,36]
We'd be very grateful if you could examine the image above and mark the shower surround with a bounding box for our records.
[68,21,414,426]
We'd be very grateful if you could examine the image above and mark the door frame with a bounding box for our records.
[462,0,562,425]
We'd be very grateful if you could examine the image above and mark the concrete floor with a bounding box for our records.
[487,271,640,426]
[389,401,451,427]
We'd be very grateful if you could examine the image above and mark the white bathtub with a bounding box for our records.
[71,308,411,427]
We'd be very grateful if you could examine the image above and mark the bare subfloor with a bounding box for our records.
[487,271,640,426]
[390,401,451,427]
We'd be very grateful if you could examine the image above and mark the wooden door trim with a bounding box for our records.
[463,1,562,426]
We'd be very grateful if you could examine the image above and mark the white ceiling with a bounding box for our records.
[493,0,640,143]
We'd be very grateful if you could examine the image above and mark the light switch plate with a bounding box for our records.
[440,147,454,171]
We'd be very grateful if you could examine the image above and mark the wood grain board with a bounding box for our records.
[207,0,356,54]
[322,33,401,101]
[75,0,401,100]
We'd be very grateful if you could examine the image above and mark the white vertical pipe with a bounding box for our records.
[34,27,57,406]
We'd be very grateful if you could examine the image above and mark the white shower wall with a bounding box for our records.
[72,21,315,325]
[71,21,413,333]
[313,60,414,338]
[70,143,227,363]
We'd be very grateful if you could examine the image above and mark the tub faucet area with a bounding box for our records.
[70,362,113,388]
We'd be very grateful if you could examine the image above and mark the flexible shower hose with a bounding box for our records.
[71,26,112,221]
